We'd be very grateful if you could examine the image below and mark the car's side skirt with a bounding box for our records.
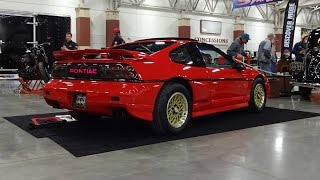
[142,78,255,83]
[191,102,249,118]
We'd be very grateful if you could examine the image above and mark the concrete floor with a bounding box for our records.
[1,80,320,180]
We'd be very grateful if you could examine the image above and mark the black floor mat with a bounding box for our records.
[4,107,320,157]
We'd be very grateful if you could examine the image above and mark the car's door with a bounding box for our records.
[196,43,249,108]
[169,42,211,113]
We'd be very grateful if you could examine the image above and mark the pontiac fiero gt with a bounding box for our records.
[43,38,270,135]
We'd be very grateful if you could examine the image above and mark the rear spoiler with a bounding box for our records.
[53,49,147,61]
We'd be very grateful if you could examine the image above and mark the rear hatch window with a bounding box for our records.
[52,63,141,82]
[112,42,174,54]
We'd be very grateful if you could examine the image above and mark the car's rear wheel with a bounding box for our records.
[70,111,101,121]
[152,83,192,135]
[248,78,267,112]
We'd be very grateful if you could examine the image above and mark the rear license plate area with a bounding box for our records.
[72,94,87,109]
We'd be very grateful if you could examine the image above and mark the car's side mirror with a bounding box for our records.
[234,62,246,71]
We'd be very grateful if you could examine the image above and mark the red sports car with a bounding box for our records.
[43,38,270,135]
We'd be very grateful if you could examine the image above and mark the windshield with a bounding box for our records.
[112,41,174,54]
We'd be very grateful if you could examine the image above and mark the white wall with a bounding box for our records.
[119,7,235,52]
[118,5,283,53]
[189,15,234,52]
[293,26,302,45]
[119,7,277,53]
[0,0,304,52]
[86,0,110,48]
[119,7,178,42]
[245,21,275,53]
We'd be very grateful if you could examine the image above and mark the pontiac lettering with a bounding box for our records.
[69,68,97,75]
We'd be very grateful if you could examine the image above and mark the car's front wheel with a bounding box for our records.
[152,83,192,135]
[248,78,267,112]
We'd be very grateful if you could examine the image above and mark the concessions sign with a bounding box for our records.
[194,37,229,45]
[281,0,299,58]
[233,0,282,9]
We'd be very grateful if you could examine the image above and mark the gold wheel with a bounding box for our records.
[254,84,265,109]
[166,92,188,128]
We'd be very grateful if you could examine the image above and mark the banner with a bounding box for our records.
[281,0,299,59]
[233,0,282,9]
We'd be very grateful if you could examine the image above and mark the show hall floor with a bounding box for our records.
[1,80,320,180]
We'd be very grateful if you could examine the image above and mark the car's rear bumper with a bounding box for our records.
[43,79,164,121]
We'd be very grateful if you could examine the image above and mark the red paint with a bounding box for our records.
[43,39,270,122]
[31,117,62,126]
[246,55,252,65]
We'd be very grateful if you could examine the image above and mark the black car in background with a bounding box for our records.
[290,27,320,99]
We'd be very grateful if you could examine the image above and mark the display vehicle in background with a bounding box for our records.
[18,42,51,83]
[290,27,320,99]
[43,38,270,135]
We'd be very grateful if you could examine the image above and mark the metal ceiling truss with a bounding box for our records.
[276,0,320,28]
[222,0,232,15]
[111,0,121,10]
[295,5,320,27]
[117,0,276,22]
[128,0,146,5]
[115,0,320,27]
[276,6,320,28]
[168,0,178,9]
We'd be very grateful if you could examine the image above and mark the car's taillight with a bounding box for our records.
[102,63,141,81]
[51,63,141,82]
[51,63,68,78]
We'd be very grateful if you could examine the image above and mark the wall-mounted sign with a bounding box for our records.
[233,0,282,9]
[200,20,222,34]
[194,37,229,45]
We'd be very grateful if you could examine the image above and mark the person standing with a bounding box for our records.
[61,32,78,51]
[258,33,276,74]
[292,36,308,62]
[270,41,277,73]
[111,28,125,46]
[227,33,250,58]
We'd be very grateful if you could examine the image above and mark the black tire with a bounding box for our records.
[152,83,192,135]
[299,87,312,100]
[70,111,101,121]
[248,78,267,112]
[38,62,50,83]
